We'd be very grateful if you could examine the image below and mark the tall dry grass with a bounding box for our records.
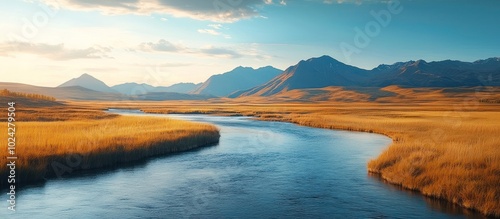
[5,86,497,216]
[0,115,219,185]
[98,100,500,217]
[290,111,500,217]
[0,89,56,101]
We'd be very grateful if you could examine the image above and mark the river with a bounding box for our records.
[3,111,480,218]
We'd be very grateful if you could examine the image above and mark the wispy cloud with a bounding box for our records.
[198,29,222,36]
[134,39,272,59]
[198,24,231,39]
[0,41,112,60]
[40,0,285,22]
[138,39,185,52]
[208,24,223,29]
[200,46,243,59]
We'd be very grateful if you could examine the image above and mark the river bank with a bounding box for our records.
[6,101,498,217]
[0,110,220,186]
[9,113,473,218]
[123,101,499,217]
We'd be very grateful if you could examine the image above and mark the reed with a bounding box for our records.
[0,115,220,185]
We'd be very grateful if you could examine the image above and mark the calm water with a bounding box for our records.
[2,112,481,218]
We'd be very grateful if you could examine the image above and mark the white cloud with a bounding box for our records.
[208,24,223,29]
[0,41,112,60]
[198,29,222,36]
[138,39,185,52]
[200,46,242,59]
[198,24,231,38]
[135,39,272,59]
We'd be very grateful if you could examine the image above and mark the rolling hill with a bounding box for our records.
[0,82,213,101]
[0,89,62,107]
[2,71,212,101]
[0,82,126,100]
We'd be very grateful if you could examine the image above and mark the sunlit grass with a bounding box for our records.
[0,114,219,185]
[16,115,219,157]
[1,86,498,216]
[0,89,56,101]
[291,111,500,217]
[99,99,500,217]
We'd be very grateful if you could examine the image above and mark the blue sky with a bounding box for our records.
[1,0,499,87]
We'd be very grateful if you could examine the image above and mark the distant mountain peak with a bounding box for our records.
[232,66,281,72]
[237,55,369,97]
[305,55,339,63]
[78,73,98,80]
[58,73,117,93]
[411,59,428,67]
[235,66,249,69]
[257,66,276,70]
[474,57,500,64]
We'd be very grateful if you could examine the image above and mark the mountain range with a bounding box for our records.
[235,56,369,97]
[3,56,499,101]
[0,82,126,100]
[370,58,500,87]
[55,66,283,98]
[111,82,201,95]
[236,56,500,97]
[1,65,283,100]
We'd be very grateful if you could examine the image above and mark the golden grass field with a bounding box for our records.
[1,86,498,216]
[82,88,500,217]
[0,102,220,185]
[163,104,498,216]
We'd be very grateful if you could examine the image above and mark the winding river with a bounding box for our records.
[3,111,480,218]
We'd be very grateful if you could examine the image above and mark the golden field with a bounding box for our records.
[0,105,220,185]
[83,88,500,217]
[169,104,499,216]
[1,86,498,216]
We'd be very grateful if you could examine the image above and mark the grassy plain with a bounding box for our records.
[1,86,499,216]
[0,103,220,185]
[85,87,500,217]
